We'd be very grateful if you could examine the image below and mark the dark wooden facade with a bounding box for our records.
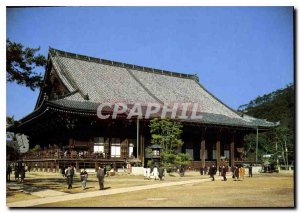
[15,109,250,172]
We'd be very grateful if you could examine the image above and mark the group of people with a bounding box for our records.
[144,165,165,180]
[202,165,223,181]
[61,165,106,190]
[205,163,253,181]
[6,165,26,183]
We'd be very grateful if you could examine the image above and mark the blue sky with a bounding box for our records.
[6,7,293,120]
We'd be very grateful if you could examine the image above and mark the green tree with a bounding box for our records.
[31,145,41,153]
[149,118,191,172]
[240,84,294,166]
[272,127,293,168]
[6,39,47,90]
[6,115,15,126]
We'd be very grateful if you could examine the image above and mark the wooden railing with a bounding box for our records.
[23,151,134,160]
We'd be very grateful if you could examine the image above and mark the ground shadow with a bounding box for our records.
[103,187,111,190]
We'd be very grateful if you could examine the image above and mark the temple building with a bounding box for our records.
[7,48,278,172]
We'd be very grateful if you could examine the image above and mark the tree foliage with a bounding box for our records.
[238,83,294,130]
[6,39,47,90]
[149,118,191,170]
[6,115,15,126]
[239,84,294,165]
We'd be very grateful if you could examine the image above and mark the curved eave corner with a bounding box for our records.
[240,113,280,129]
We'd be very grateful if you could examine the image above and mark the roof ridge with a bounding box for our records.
[49,47,198,81]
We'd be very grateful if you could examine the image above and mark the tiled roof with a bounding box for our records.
[45,48,278,128]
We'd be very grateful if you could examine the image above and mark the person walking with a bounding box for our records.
[240,165,245,180]
[249,163,253,177]
[66,166,74,189]
[234,166,240,181]
[20,166,25,183]
[7,165,12,182]
[97,166,105,190]
[61,166,66,177]
[222,166,227,181]
[14,166,19,183]
[209,165,216,181]
[103,165,107,177]
[80,169,88,190]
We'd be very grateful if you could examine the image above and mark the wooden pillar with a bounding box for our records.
[95,162,98,172]
[200,128,206,168]
[216,129,222,167]
[216,141,220,167]
[75,161,79,172]
[55,161,59,173]
[201,140,205,168]
[137,118,139,160]
[50,161,54,172]
[140,134,145,167]
[230,131,235,167]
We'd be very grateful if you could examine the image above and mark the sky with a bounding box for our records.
[6,7,294,120]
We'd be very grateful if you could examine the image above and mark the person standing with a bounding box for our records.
[158,166,164,181]
[153,165,159,179]
[218,166,222,176]
[178,165,185,177]
[200,167,203,175]
[249,163,253,177]
[204,166,208,175]
[97,166,105,190]
[80,169,88,190]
